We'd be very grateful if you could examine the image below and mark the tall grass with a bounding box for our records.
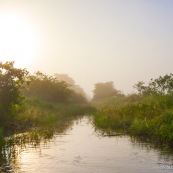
[24,97,95,119]
[0,97,96,137]
[93,95,173,148]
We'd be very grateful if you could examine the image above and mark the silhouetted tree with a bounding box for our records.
[54,73,87,99]
[92,81,122,101]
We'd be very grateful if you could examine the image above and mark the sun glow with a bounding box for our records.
[0,12,41,68]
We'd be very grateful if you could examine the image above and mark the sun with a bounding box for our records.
[0,12,41,68]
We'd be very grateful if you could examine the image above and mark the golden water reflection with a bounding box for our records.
[1,117,173,173]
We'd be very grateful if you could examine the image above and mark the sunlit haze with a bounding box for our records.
[0,0,173,97]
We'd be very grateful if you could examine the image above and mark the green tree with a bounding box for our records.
[0,61,28,121]
[134,74,173,96]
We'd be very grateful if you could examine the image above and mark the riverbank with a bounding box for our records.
[93,95,173,149]
[0,97,95,146]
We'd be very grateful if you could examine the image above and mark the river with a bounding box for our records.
[1,116,173,173]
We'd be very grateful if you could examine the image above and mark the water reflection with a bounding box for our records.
[130,137,173,162]
[1,116,173,173]
[0,118,74,173]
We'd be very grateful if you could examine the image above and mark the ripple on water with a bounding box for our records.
[1,117,173,173]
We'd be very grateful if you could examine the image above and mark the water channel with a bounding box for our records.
[1,117,173,173]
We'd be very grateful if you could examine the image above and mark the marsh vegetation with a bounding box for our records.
[0,61,94,147]
[92,74,173,149]
[1,61,173,172]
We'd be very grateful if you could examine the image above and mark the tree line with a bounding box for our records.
[0,61,86,122]
[1,61,173,122]
[92,74,173,103]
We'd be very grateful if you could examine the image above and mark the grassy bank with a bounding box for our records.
[0,97,95,140]
[0,62,96,140]
[93,95,173,148]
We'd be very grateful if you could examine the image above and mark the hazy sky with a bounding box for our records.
[0,0,173,96]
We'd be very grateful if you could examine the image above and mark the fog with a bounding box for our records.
[0,0,173,97]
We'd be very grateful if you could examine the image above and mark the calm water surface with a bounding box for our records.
[2,117,173,173]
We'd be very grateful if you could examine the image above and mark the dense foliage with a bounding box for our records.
[23,71,86,103]
[93,74,173,148]
[134,74,173,96]
[0,61,28,121]
[0,62,92,137]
